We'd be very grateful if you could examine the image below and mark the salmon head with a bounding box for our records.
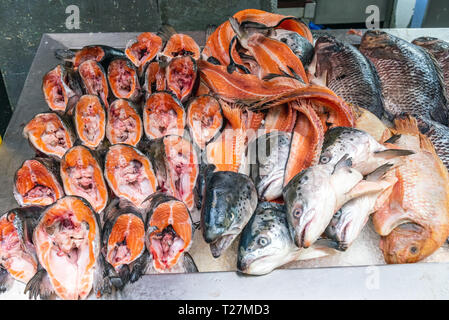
[143,193,193,271]
[380,223,436,264]
[32,196,101,300]
[0,206,42,286]
[106,99,143,147]
[60,145,109,214]
[201,170,258,258]
[23,112,75,160]
[14,158,64,207]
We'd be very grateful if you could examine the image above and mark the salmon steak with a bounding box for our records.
[23,112,75,160]
[14,158,64,207]
[107,58,141,102]
[146,135,199,211]
[0,206,42,291]
[106,99,143,147]
[42,65,82,114]
[143,193,193,271]
[26,196,101,300]
[73,95,106,150]
[143,91,185,140]
[60,145,109,214]
[105,144,158,208]
[125,32,163,69]
[186,95,224,150]
[78,60,109,109]
[166,56,198,102]
[100,199,147,291]
[65,45,125,70]
[143,61,166,98]
[159,26,201,61]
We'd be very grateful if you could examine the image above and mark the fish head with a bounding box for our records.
[283,166,336,248]
[380,223,433,264]
[201,171,257,257]
[237,202,295,275]
[360,30,400,59]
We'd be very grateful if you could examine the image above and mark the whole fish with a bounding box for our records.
[143,193,193,272]
[244,131,292,201]
[237,202,332,275]
[25,196,102,300]
[312,35,387,120]
[324,163,397,251]
[372,116,449,263]
[283,155,389,248]
[14,158,64,207]
[0,206,43,293]
[359,30,449,125]
[412,37,449,95]
[201,167,258,258]
[99,199,147,293]
[319,126,414,175]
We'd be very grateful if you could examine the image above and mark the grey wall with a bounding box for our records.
[0,0,275,110]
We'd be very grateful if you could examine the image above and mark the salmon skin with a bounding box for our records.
[186,95,224,150]
[143,91,185,140]
[145,135,199,211]
[73,95,107,151]
[159,25,201,61]
[14,157,64,207]
[42,64,83,114]
[106,99,143,147]
[372,116,449,263]
[412,37,449,97]
[99,198,147,293]
[0,206,43,293]
[55,45,126,71]
[201,166,258,258]
[78,60,110,109]
[166,55,198,102]
[23,112,76,160]
[107,58,142,103]
[359,30,449,125]
[25,196,102,300]
[311,35,387,120]
[143,193,193,272]
[60,145,109,214]
[125,32,163,72]
[104,144,158,209]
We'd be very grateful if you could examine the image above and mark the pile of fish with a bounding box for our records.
[2,8,449,299]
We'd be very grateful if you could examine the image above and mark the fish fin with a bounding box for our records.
[221,101,243,129]
[0,268,14,294]
[24,268,54,300]
[347,179,389,200]
[419,133,449,180]
[182,252,199,273]
[129,251,150,283]
[372,206,415,236]
[311,69,328,87]
[373,149,414,159]
[312,238,342,251]
[205,24,216,40]
[93,254,113,297]
[365,163,394,181]
[54,48,75,61]
[380,128,394,144]
[332,154,352,174]
[118,264,131,287]
[383,134,401,144]
[228,17,244,40]
[393,115,420,136]
[158,24,177,42]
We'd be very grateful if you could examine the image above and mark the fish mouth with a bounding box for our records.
[237,254,270,274]
[210,234,236,258]
[295,217,314,248]
[258,171,284,201]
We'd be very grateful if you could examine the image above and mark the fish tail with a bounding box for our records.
[392,115,420,136]
[158,24,177,41]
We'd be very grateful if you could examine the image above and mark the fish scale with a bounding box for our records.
[360,31,449,125]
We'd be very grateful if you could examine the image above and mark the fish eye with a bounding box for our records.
[293,208,302,218]
[410,246,418,254]
[320,153,331,164]
[257,236,270,247]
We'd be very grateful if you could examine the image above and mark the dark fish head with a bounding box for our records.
[201,171,257,257]
[412,37,449,58]
[360,30,394,49]
[237,202,296,275]
[380,223,433,264]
